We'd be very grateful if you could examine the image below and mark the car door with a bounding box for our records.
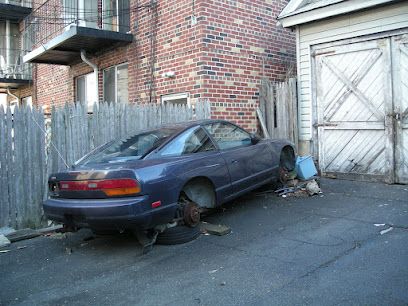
[158,126,232,205]
[203,122,273,195]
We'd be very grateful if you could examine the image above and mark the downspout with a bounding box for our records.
[80,50,99,106]
[7,88,19,106]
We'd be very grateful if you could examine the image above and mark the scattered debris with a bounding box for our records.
[38,225,63,235]
[380,227,394,235]
[0,227,16,236]
[306,180,321,196]
[200,222,231,236]
[281,170,297,183]
[287,179,299,187]
[47,233,66,240]
[65,247,73,254]
[274,185,303,196]
[208,269,218,274]
[6,228,40,243]
[0,234,11,248]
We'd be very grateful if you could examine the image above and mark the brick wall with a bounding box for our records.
[33,0,295,131]
[196,0,296,131]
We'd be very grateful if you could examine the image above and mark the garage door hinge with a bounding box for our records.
[313,123,338,127]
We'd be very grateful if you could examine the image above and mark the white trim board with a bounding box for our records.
[279,0,399,27]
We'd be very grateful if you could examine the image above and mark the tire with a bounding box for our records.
[156,225,201,245]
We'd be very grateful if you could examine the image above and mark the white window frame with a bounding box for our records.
[102,0,119,31]
[102,0,129,32]
[75,72,97,110]
[21,96,32,108]
[62,0,98,29]
[161,92,190,106]
[103,62,128,103]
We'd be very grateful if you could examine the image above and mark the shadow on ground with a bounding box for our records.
[0,178,407,306]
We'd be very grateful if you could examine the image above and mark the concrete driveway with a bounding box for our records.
[1,178,407,306]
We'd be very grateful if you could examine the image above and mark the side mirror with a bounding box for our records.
[250,133,261,145]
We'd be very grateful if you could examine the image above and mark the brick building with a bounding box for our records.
[0,0,33,108]
[23,0,295,131]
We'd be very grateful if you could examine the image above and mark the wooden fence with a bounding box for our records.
[259,78,298,146]
[0,101,211,229]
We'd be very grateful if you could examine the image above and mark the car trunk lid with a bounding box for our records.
[48,169,140,199]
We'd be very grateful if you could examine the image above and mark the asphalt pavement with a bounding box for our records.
[0,178,407,306]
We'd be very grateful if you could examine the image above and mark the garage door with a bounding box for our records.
[393,35,408,184]
[314,35,408,183]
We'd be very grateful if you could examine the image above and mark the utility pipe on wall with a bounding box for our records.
[7,88,19,106]
[80,50,99,106]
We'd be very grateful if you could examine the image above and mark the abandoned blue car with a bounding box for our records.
[44,120,295,245]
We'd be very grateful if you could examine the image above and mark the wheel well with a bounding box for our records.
[180,177,216,208]
[280,146,296,171]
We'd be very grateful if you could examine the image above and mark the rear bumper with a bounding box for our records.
[43,196,178,230]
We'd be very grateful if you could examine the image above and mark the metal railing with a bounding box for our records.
[0,48,32,80]
[0,0,32,8]
[23,0,130,52]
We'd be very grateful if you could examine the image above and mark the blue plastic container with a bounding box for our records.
[295,156,317,180]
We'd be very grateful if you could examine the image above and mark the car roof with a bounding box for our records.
[120,119,239,141]
[160,119,232,130]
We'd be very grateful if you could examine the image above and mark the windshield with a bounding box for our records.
[79,128,180,165]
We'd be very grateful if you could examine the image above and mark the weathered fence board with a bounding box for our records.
[0,100,211,229]
[259,78,298,146]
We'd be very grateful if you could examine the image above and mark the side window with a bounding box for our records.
[204,122,251,150]
[161,127,216,156]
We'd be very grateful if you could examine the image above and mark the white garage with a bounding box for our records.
[278,0,408,183]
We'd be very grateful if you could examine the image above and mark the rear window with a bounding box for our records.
[79,128,179,165]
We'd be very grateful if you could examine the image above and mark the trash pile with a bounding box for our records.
[276,155,322,198]
[275,179,321,198]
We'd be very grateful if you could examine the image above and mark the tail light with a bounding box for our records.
[57,178,141,197]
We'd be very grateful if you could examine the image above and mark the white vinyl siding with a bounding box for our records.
[296,1,408,141]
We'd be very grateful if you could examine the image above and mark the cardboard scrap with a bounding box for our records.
[200,222,231,236]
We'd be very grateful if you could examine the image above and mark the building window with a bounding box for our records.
[63,0,98,29]
[103,0,130,33]
[76,72,97,110]
[103,63,128,103]
[21,96,32,108]
[161,93,189,106]
[0,21,21,78]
